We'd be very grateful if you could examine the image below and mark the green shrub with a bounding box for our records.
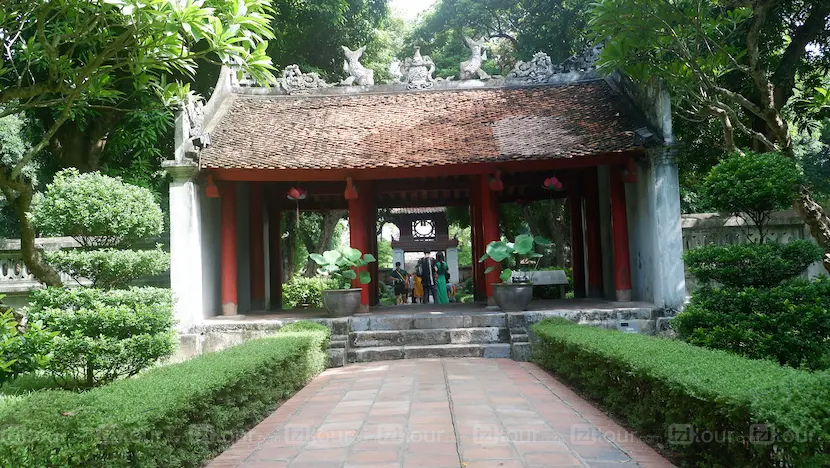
[0,297,55,387]
[44,247,170,289]
[32,168,164,248]
[279,320,330,351]
[26,287,176,387]
[704,151,802,242]
[281,276,338,309]
[684,240,822,288]
[28,286,172,313]
[531,318,830,467]
[0,331,328,467]
[673,278,830,370]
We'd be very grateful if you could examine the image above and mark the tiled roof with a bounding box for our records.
[200,81,643,170]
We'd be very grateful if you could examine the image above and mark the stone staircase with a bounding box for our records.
[341,311,512,364]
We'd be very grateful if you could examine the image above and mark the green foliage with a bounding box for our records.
[278,320,331,352]
[377,238,393,269]
[32,169,164,248]
[703,152,802,241]
[0,297,54,388]
[531,318,830,467]
[27,287,175,387]
[479,235,551,282]
[281,276,339,309]
[309,248,376,289]
[0,332,327,466]
[674,278,830,370]
[44,247,170,289]
[684,240,823,288]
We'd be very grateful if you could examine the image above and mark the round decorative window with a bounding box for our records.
[413,219,435,239]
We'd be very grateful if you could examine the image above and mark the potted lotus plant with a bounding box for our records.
[309,248,376,317]
[478,234,551,311]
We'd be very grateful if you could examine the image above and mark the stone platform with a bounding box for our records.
[176,300,663,366]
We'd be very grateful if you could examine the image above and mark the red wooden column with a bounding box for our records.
[479,174,501,303]
[268,200,283,310]
[610,167,632,302]
[583,168,604,298]
[347,180,373,308]
[220,182,238,316]
[249,183,265,310]
[469,176,486,301]
[568,184,586,298]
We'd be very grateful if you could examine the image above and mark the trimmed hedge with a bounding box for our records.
[531,318,830,468]
[0,330,329,467]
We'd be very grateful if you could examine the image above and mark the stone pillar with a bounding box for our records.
[610,167,632,302]
[583,168,604,298]
[220,182,238,316]
[393,248,405,269]
[446,247,460,286]
[164,161,204,331]
[650,147,686,310]
[249,183,265,311]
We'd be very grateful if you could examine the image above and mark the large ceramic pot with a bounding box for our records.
[491,283,533,312]
[321,288,362,317]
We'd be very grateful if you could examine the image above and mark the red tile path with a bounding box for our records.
[207,359,674,468]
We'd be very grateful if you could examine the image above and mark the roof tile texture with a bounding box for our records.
[200,81,642,170]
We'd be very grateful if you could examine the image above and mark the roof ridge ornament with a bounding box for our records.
[340,45,375,86]
[507,43,604,84]
[400,46,436,89]
[460,37,490,81]
[277,64,329,95]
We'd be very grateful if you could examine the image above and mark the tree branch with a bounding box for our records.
[771,2,830,108]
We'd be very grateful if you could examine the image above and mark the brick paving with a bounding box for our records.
[207,359,674,468]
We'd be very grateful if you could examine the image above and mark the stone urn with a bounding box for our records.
[321,288,362,317]
[491,283,533,312]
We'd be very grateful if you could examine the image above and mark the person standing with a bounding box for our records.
[390,262,408,305]
[435,252,450,304]
[417,251,437,304]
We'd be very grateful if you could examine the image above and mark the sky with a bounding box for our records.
[389,0,435,21]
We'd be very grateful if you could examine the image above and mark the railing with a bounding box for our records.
[0,237,87,293]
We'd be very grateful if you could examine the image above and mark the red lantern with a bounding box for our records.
[542,176,563,191]
[287,186,307,227]
[287,187,307,201]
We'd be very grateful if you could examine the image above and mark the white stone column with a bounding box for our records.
[446,247,460,285]
[650,147,686,311]
[163,161,205,332]
[393,248,405,269]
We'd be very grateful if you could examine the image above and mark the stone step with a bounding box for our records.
[350,327,507,347]
[347,343,511,363]
[351,313,506,332]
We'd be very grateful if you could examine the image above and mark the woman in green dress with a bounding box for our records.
[435,252,450,304]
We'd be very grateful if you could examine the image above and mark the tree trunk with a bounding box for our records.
[0,177,63,287]
[304,210,345,277]
[794,187,830,271]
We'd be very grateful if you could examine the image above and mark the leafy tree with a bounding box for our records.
[409,0,594,77]
[704,152,802,242]
[0,0,277,286]
[590,0,830,269]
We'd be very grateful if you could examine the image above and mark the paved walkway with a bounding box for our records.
[208,359,673,468]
